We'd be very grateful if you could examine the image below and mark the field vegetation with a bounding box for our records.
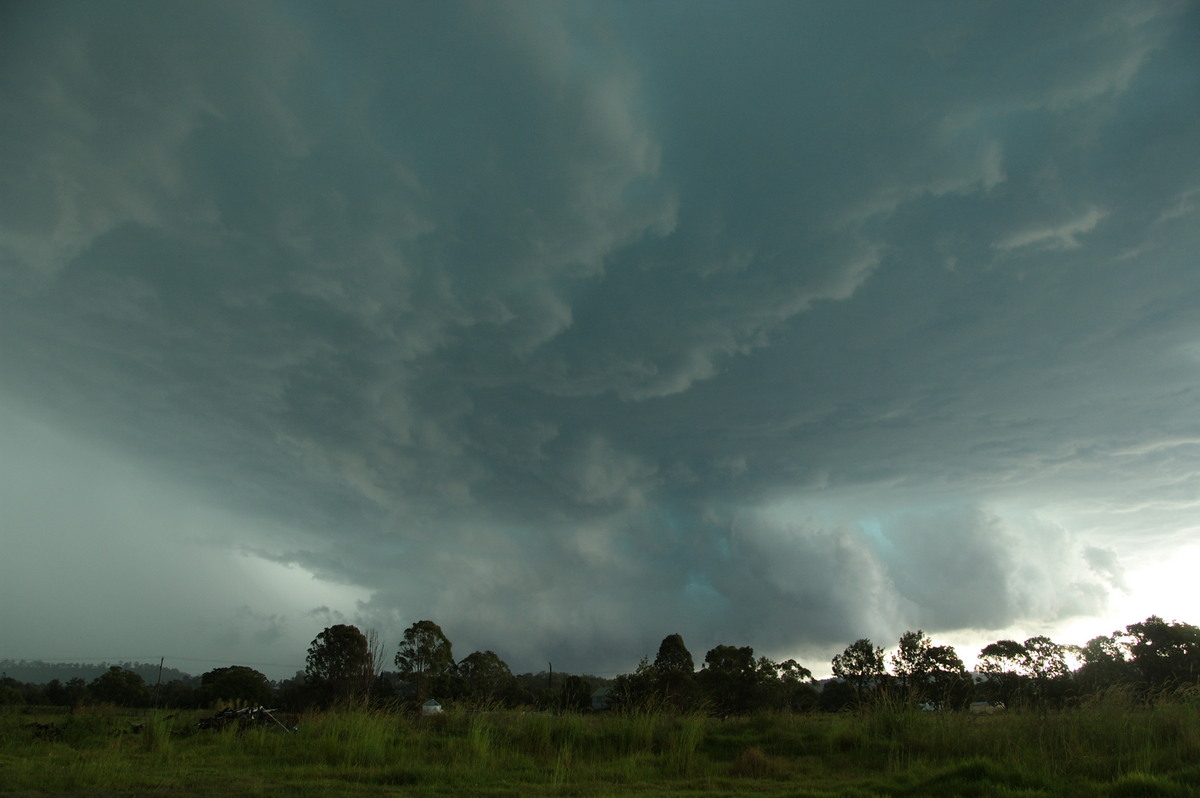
[4,614,1199,795]
[4,685,1200,797]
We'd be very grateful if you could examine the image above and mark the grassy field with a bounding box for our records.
[3,692,1199,797]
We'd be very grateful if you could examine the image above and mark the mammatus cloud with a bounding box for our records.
[3,0,1200,676]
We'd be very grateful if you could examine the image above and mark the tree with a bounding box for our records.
[199,666,272,708]
[923,643,970,707]
[456,650,517,706]
[612,658,655,710]
[977,636,1071,707]
[1120,616,1200,687]
[890,630,967,706]
[831,639,886,701]
[817,677,856,712]
[158,679,198,709]
[698,644,760,715]
[651,633,697,710]
[306,624,374,707]
[556,675,594,711]
[891,630,933,693]
[977,639,1026,706]
[395,620,454,703]
[0,684,22,706]
[653,634,695,678]
[88,666,150,707]
[1022,635,1068,677]
[1076,633,1134,694]
[750,656,818,712]
[45,677,88,707]
[1018,636,1073,706]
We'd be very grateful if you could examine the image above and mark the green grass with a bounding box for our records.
[3,693,1200,796]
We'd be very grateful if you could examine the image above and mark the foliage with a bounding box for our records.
[0,684,22,705]
[87,666,150,707]
[198,665,272,707]
[977,635,1073,706]
[43,677,90,706]
[394,619,454,703]
[453,649,519,706]
[832,638,887,701]
[650,633,697,710]
[890,630,969,707]
[772,659,818,711]
[699,644,761,715]
[1077,633,1136,692]
[1120,615,1200,687]
[306,624,374,707]
[555,674,595,711]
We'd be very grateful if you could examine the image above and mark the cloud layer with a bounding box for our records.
[3,0,1200,676]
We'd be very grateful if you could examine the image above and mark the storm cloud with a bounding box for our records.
[3,0,1199,677]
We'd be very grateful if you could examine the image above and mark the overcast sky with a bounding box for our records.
[3,0,1200,681]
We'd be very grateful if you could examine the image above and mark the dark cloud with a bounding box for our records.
[3,0,1199,676]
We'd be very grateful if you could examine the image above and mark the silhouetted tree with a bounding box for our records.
[611,658,655,710]
[394,620,454,703]
[818,677,856,712]
[306,624,374,707]
[1022,635,1072,705]
[456,650,517,706]
[651,633,698,710]
[977,636,1071,707]
[699,644,760,715]
[1120,616,1200,688]
[832,639,886,702]
[89,666,149,707]
[977,639,1026,705]
[0,682,22,706]
[45,677,89,707]
[890,630,968,706]
[556,674,594,711]
[773,659,818,711]
[199,665,272,707]
[158,679,198,709]
[1075,633,1135,694]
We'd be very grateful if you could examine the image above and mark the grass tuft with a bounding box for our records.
[729,745,785,778]
[1107,771,1186,797]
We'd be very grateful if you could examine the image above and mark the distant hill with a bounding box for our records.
[0,659,198,686]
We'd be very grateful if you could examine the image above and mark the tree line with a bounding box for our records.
[2,615,1197,713]
[823,615,1200,712]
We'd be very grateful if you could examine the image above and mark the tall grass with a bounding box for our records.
[4,691,1200,796]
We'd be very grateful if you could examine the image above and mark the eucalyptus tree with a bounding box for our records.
[977,636,1071,707]
[306,624,374,707]
[456,650,517,706]
[1120,616,1200,687]
[699,644,760,715]
[395,619,454,702]
[88,666,150,707]
[199,665,272,707]
[1076,633,1134,693]
[832,638,887,702]
[890,630,967,706]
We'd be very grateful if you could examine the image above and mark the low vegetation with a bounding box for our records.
[4,614,1199,794]
[3,686,1200,797]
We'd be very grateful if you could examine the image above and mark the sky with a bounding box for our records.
[2,0,1200,682]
